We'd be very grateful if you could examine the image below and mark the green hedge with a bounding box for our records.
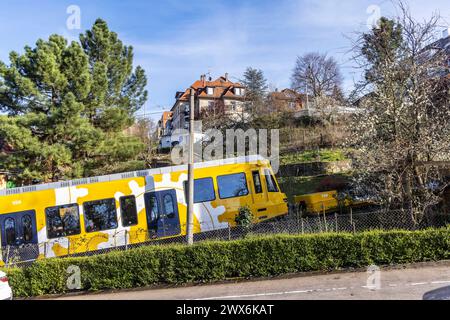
[2,228,450,297]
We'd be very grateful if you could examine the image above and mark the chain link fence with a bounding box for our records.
[1,209,449,267]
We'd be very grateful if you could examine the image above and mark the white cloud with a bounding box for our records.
[4,0,442,120]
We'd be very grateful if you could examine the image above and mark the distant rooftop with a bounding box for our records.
[172,74,245,107]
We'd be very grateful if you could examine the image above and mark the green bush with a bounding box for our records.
[4,268,29,297]
[2,228,449,297]
[235,205,254,230]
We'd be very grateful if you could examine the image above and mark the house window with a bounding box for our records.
[207,87,214,95]
[217,173,249,199]
[45,204,81,239]
[83,198,118,233]
[120,196,138,227]
[235,88,245,96]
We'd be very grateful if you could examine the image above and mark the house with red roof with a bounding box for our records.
[169,73,247,133]
[156,111,173,138]
[267,88,306,113]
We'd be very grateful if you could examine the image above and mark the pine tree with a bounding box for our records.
[0,19,148,185]
[361,17,403,83]
[241,67,268,103]
[240,67,268,118]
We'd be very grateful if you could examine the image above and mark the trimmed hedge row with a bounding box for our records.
[3,228,450,297]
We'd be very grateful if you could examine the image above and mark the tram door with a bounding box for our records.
[144,190,181,239]
[251,170,269,216]
[0,210,39,263]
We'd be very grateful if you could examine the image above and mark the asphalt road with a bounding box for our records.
[52,261,450,300]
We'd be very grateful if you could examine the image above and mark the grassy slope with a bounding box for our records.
[280,148,347,165]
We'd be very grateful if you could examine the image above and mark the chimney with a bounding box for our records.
[225,73,229,82]
[201,74,206,86]
[443,27,450,39]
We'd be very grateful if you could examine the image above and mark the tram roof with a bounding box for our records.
[0,155,268,196]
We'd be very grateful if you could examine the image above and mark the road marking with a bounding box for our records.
[194,290,312,300]
[431,280,450,285]
[193,280,450,300]
[410,282,428,286]
[194,287,348,300]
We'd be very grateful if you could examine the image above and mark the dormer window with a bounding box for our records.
[235,88,245,96]
[206,87,214,95]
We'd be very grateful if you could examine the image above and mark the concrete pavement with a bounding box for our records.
[51,261,450,300]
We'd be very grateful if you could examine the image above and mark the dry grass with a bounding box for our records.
[280,123,349,152]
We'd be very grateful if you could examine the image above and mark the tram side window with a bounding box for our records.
[45,204,81,239]
[163,194,175,218]
[4,218,16,245]
[252,170,263,194]
[120,196,138,227]
[147,195,159,224]
[217,173,249,199]
[22,215,33,243]
[83,198,118,233]
[183,178,216,203]
[264,169,279,192]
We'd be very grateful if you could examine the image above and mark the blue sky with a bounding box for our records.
[0,0,449,120]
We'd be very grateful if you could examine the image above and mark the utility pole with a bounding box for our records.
[306,83,309,110]
[186,88,195,245]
